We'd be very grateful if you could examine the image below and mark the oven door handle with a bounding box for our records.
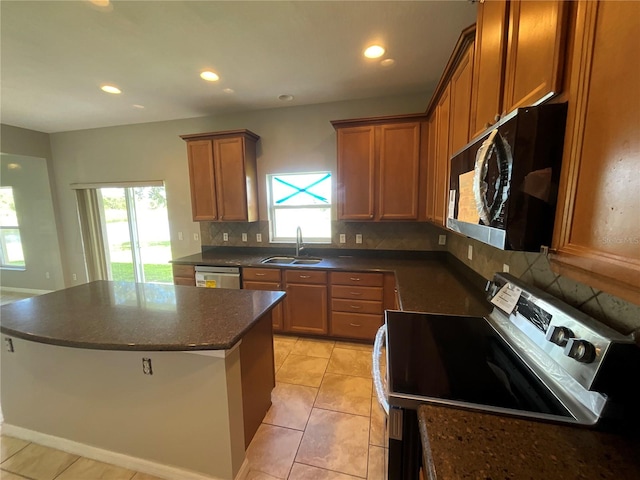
[372,324,389,415]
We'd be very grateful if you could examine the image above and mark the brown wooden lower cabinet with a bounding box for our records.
[284,269,328,335]
[242,268,283,331]
[172,264,195,286]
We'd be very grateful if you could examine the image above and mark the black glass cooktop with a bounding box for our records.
[385,311,572,419]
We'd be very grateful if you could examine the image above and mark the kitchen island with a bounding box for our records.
[0,281,285,480]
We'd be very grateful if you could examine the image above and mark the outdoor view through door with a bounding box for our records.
[98,186,172,284]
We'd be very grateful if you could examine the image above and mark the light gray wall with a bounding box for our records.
[49,93,429,286]
[0,125,66,291]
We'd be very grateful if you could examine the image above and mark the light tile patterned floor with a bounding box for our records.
[248,334,388,479]
[0,335,387,480]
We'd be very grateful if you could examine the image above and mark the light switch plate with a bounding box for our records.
[178,231,183,241]
[503,264,510,273]
[438,235,446,246]
[193,233,199,241]
[339,234,346,244]
[356,234,363,244]
[242,233,248,242]
[256,233,262,243]
[467,245,473,260]
[223,233,229,242]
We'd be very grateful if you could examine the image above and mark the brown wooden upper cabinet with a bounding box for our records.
[180,129,259,222]
[332,116,425,221]
[469,0,569,140]
[550,0,640,305]
[425,26,475,225]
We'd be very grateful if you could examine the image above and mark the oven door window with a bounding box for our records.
[386,312,572,418]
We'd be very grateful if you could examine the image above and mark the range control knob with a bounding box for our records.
[545,326,574,347]
[564,339,597,363]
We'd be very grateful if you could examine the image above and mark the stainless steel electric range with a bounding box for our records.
[373,273,640,480]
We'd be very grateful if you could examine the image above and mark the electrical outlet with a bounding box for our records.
[4,337,14,353]
[45,271,50,279]
[355,234,363,244]
[438,235,447,246]
[256,233,262,243]
[178,231,183,241]
[242,233,248,242]
[193,233,199,241]
[142,358,153,375]
[72,273,77,281]
[467,245,473,260]
[223,232,229,242]
[339,234,346,244]
[503,264,510,273]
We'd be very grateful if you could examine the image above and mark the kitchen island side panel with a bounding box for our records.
[0,338,245,479]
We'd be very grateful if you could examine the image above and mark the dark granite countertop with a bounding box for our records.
[172,247,491,317]
[0,281,285,351]
[417,404,640,479]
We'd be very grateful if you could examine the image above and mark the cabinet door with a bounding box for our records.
[503,0,568,113]
[425,114,438,222]
[469,0,508,139]
[187,140,217,221]
[213,137,248,221]
[448,45,474,156]
[551,1,640,304]
[337,126,376,220]
[243,280,284,331]
[378,123,420,220]
[433,84,452,226]
[284,283,328,335]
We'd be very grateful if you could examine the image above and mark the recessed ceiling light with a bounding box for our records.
[200,71,220,82]
[278,94,294,101]
[380,58,395,67]
[364,45,385,59]
[223,88,235,94]
[133,104,145,109]
[101,85,121,94]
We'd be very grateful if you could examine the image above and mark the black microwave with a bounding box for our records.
[447,103,568,251]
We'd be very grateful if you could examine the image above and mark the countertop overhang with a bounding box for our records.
[0,280,285,351]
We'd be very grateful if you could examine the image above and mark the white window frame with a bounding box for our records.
[266,172,332,243]
[0,186,26,269]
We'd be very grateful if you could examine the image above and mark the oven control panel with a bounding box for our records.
[486,273,635,392]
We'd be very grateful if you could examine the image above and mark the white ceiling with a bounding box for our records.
[0,1,477,134]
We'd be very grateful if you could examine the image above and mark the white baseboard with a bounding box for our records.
[1,424,249,480]
[0,287,52,295]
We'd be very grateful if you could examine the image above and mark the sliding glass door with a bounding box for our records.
[98,186,172,284]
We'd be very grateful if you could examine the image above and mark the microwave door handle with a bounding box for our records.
[372,324,389,415]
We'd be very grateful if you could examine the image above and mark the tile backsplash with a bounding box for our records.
[201,220,639,336]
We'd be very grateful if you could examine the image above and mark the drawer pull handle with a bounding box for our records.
[350,292,363,296]
[350,305,362,309]
[255,273,266,276]
[349,323,361,327]
[350,277,361,281]
[299,275,311,279]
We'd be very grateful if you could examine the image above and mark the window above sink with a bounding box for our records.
[266,172,332,244]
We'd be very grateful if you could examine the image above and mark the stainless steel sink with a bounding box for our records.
[261,256,322,265]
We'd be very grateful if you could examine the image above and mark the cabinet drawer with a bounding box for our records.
[174,276,196,286]
[331,285,383,301]
[172,264,195,277]
[285,269,327,285]
[330,312,382,341]
[331,298,383,315]
[243,268,281,282]
[330,271,383,287]
[243,280,283,291]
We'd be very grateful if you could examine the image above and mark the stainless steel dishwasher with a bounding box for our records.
[194,266,240,289]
